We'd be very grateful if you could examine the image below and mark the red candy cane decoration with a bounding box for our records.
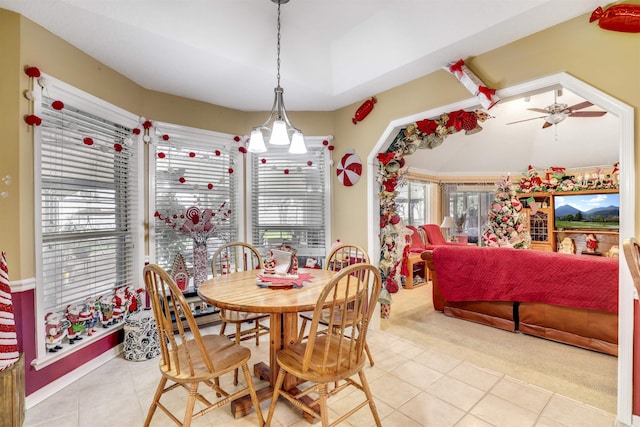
[352,96,377,125]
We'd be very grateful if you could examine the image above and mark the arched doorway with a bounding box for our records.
[366,72,635,424]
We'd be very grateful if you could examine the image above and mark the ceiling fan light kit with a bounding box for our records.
[248,0,307,154]
[506,90,606,128]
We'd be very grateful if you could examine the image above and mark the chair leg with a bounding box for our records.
[143,376,167,427]
[358,370,382,427]
[266,366,287,426]
[255,319,260,346]
[183,383,199,427]
[241,363,265,427]
[318,383,330,427]
[364,342,375,366]
[297,317,308,342]
[219,320,227,337]
[234,322,242,385]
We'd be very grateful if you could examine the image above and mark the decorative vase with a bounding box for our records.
[192,239,208,289]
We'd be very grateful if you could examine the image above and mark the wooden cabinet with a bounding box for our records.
[519,193,554,251]
[519,190,619,255]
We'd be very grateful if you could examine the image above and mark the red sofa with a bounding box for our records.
[422,245,619,356]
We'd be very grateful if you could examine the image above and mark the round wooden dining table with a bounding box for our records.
[197,267,336,418]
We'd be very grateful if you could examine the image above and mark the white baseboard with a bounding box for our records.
[25,344,122,409]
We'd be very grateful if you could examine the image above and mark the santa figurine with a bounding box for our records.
[112,287,129,324]
[45,312,68,352]
[98,295,115,328]
[263,250,276,274]
[586,234,598,253]
[65,304,85,344]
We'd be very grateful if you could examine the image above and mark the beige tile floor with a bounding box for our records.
[24,286,617,427]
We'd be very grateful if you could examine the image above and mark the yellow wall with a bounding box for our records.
[330,10,640,249]
[1,7,639,280]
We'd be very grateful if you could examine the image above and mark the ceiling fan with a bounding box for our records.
[506,91,607,128]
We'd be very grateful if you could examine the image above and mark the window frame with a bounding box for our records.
[245,136,332,265]
[148,122,243,280]
[32,74,145,366]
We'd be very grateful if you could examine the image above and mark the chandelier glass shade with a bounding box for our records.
[248,0,306,154]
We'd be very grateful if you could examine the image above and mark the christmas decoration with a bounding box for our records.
[352,96,377,124]
[0,252,19,370]
[445,59,500,109]
[336,149,362,186]
[482,176,531,249]
[155,203,231,288]
[170,253,190,291]
[590,4,640,33]
[517,163,619,193]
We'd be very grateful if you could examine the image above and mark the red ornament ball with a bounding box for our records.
[114,143,123,152]
[132,128,141,135]
[238,147,247,154]
[157,152,165,158]
[215,150,221,156]
[83,137,94,146]
[322,140,329,146]
[307,161,313,166]
[52,100,64,110]
[233,136,241,142]
[24,114,42,126]
[179,177,186,183]
[162,134,170,141]
[207,183,214,190]
[261,158,267,164]
[228,168,234,174]
[189,152,196,158]
[328,145,335,151]
[24,66,41,78]
[284,169,289,174]
[142,120,152,129]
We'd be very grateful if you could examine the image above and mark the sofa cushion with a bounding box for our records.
[432,245,618,313]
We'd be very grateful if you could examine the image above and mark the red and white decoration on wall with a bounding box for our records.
[336,149,362,187]
[444,59,500,110]
[352,96,377,125]
[0,251,19,371]
[590,4,640,33]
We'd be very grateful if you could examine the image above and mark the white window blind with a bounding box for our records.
[151,124,241,271]
[247,139,330,261]
[37,87,140,317]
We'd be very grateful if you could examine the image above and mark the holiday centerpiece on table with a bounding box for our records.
[155,203,231,289]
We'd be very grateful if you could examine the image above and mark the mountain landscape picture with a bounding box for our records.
[554,193,619,230]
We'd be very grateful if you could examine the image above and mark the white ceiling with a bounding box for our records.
[1,0,617,174]
[1,0,605,112]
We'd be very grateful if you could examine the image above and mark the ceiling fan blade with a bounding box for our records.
[542,121,554,129]
[506,116,546,125]
[527,108,548,114]
[567,101,593,111]
[569,111,607,117]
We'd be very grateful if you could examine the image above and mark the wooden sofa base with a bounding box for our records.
[443,301,516,332]
[519,302,618,356]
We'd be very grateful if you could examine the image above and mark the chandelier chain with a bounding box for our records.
[276,1,281,87]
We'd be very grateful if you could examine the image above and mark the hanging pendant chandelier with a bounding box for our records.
[247,0,307,154]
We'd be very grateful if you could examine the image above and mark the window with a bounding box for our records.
[396,180,431,226]
[150,123,241,273]
[441,183,494,244]
[35,75,143,360]
[247,138,330,264]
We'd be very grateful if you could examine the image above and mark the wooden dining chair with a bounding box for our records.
[142,264,264,427]
[623,238,640,294]
[212,242,269,384]
[297,243,375,366]
[266,263,383,426]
